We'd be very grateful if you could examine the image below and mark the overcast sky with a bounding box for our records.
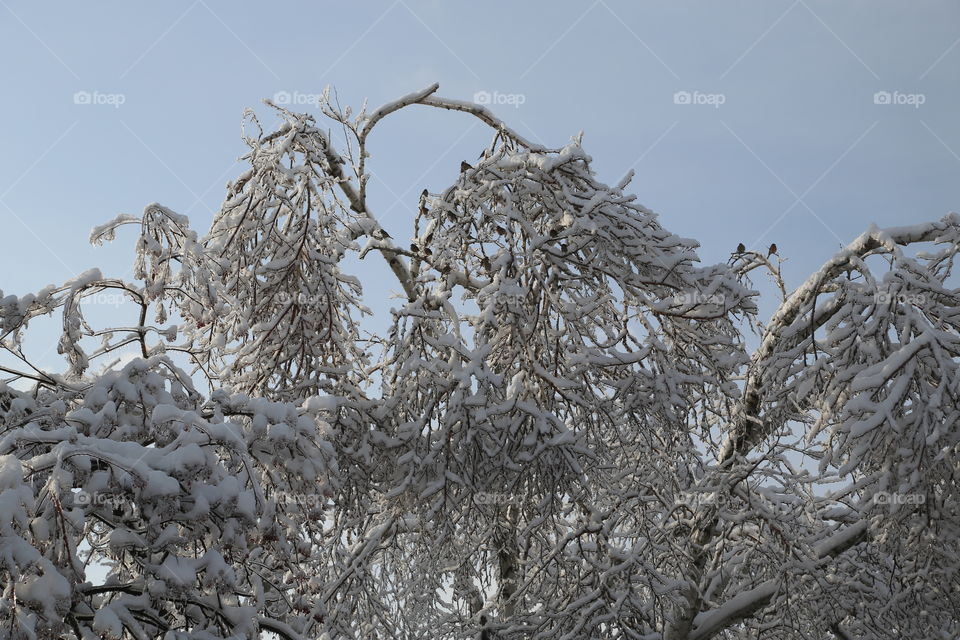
[1,1,957,371]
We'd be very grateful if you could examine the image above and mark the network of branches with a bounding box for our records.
[0,84,957,640]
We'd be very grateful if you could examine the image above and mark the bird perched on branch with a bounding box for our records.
[736,242,746,254]
[419,189,429,216]
[767,243,777,257]
[461,160,473,173]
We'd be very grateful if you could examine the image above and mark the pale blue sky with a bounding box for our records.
[1,1,958,372]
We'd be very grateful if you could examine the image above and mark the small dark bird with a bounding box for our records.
[461,161,472,173]
[419,189,429,216]
[736,242,746,253]
[410,243,419,253]
[768,243,777,256]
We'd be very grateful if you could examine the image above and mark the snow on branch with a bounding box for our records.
[1,85,957,640]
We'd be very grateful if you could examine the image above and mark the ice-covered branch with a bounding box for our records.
[689,521,870,640]
[721,213,960,462]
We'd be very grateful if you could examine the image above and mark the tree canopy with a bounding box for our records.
[0,84,957,640]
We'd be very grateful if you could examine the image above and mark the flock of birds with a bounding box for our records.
[736,242,778,257]
[386,160,781,270]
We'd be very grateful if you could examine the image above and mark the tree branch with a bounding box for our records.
[418,94,549,152]
[720,215,960,462]
[688,519,870,639]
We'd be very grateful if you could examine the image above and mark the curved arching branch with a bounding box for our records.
[721,215,960,463]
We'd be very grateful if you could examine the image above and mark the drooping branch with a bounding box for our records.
[720,214,960,463]
[672,216,960,640]
[345,83,554,301]
[688,520,870,640]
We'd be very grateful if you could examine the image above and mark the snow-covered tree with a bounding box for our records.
[0,84,956,639]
